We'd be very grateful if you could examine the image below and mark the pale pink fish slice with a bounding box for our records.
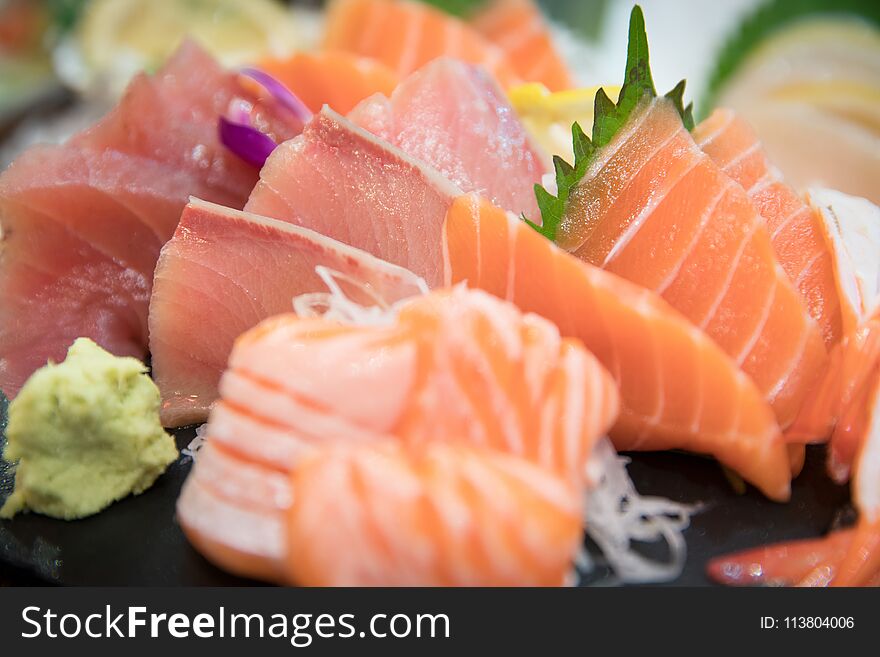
[149,198,427,427]
[349,57,547,217]
[71,41,300,204]
[0,145,208,396]
[0,42,304,398]
[245,107,462,288]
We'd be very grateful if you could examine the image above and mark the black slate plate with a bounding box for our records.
[0,407,852,586]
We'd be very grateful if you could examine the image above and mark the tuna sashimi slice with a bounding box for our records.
[149,198,427,427]
[557,97,827,429]
[71,41,301,204]
[245,107,462,287]
[695,108,843,347]
[0,43,303,397]
[444,194,791,501]
[349,57,547,217]
[0,145,220,396]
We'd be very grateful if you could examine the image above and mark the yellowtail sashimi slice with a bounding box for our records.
[245,107,462,288]
[149,198,426,427]
[349,57,548,217]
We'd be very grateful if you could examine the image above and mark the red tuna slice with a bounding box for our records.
[0,146,221,396]
[245,107,462,288]
[0,200,146,394]
[149,198,427,427]
[348,57,547,217]
[0,43,304,398]
[71,41,302,203]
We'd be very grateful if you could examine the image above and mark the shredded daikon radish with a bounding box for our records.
[293,265,427,326]
[182,424,208,460]
[581,437,700,584]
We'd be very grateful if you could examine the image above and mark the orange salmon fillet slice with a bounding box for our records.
[557,97,827,429]
[324,0,521,88]
[443,193,791,501]
[257,50,399,115]
[471,0,573,91]
[695,108,843,347]
[286,441,583,586]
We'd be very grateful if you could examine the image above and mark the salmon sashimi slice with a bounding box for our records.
[180,286,618,583]
[695,108,843,347]
[471,0,573,91]
[0,43,303,397]
[826,322,880,483]
[257,50,400,115]
[212,286,618,486]
[149,198,427,428]
[556,97,827,429]
[177,441,289,582]
[245,107,462,287]
[285,441,583,586]
[821,363,880,586]
[710,366,880,587]
[349,57,547,217]
[784,191,880,446]
[443,194,791,500]
[323,0,521,88]
[706,528,859,586]
[788,317,880,475]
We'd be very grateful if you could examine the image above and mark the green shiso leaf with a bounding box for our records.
[528,5,693,241]
[701,0,880,119]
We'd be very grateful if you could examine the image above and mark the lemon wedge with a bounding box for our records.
[58,0,308,98]
[508,83,620,160]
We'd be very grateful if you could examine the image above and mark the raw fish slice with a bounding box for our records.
[806,188,880,339]
[190,440,292,511]
[0,198,147,396]
[245,107,462,287]
[72,41,300,202]
[707,529,860,586]
[324,0,520,87]
[0,43,303,397]
[784,191,880,446]
[177,442,287,583]
[220,287,618,487]
[710,366,880,587]
[349,57,547,217]
[695,108,843,346]
[800,367,880,586]
[0,146,212,395]
[443,194,791,500]
[285,441,582,586]
[2,147,168,276]
[788,317,880,471]
[559,97,827,429]
[149,198,427,427]
[471,0,573,91]
[258,50,400,115]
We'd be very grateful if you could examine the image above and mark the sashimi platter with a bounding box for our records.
[1,0,879,587]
